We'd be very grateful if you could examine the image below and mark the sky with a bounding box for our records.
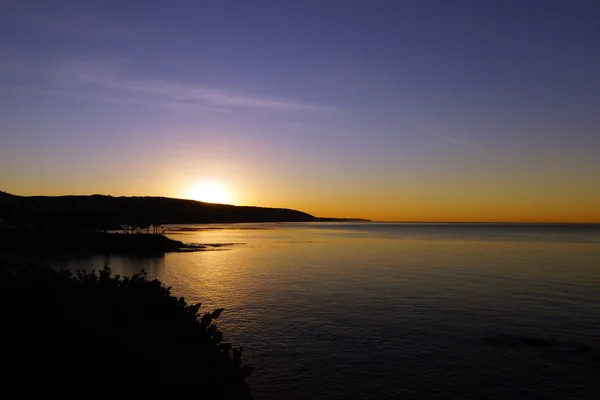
[1,0,599,222]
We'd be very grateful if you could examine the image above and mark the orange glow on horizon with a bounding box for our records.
[4,183,600,223]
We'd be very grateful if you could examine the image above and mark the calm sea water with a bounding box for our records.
[55,223,600,399]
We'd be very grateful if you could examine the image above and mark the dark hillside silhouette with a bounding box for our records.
[0,191,315,228]
[0,191,367,229]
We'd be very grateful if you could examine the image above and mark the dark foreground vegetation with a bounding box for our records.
[1,264,252,399]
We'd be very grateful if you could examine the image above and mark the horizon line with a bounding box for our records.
[3,191,599,224]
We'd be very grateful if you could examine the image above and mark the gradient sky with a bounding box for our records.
[1,0,599,222]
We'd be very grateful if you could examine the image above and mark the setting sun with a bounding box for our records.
[184,182,234,204]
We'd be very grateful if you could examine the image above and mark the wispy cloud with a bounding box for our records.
[56,59,333,112]
[0,83,163,107]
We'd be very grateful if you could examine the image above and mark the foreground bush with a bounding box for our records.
[1,264,252,399]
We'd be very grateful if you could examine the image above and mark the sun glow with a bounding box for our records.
[184,182,234,204]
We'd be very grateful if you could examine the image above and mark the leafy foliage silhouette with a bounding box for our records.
[1,264,252,399]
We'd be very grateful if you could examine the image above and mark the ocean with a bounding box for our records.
[56,223,600,399]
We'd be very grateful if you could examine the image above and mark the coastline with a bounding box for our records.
[0,231,187,256]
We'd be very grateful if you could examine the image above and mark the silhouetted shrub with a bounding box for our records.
[1,264,252,399]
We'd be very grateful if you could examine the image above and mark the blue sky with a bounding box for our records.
[1,0,600,221]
